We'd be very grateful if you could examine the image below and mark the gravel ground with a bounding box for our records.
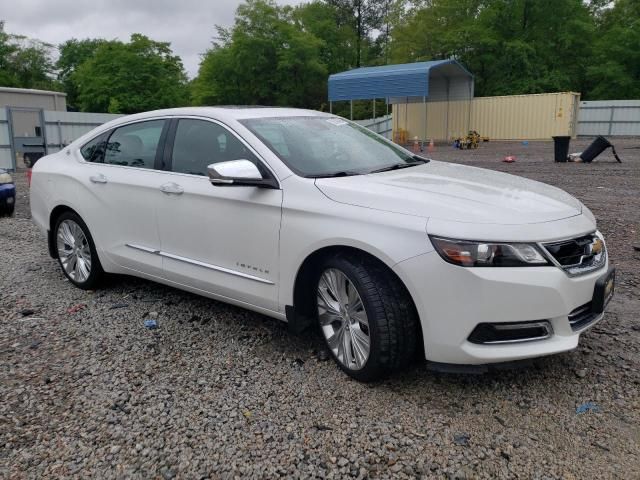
[1,138,639,479]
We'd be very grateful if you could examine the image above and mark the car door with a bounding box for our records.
[78,119,169,277]
[155,117,283,312]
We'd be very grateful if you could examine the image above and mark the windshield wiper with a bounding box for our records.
[368,159,428,174]
[313,171,362,178]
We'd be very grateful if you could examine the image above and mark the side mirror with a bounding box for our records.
[207,159,278,189]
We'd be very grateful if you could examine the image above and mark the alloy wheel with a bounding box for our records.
[317,268,371,370]
[56,219,92,283]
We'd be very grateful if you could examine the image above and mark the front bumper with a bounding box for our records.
[0,183,16,207]
[394,250,610,364]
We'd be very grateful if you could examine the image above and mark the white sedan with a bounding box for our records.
[30,107,615,381]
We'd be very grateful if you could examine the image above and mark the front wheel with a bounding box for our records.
[315,255,419,381]
[54,212,104,289]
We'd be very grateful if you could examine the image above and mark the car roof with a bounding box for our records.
[68,106,337,152]
[115,106,331,124]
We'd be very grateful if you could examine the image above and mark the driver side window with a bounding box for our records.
[171,119,258,176]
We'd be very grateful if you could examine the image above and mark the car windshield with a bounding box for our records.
[240,116,426,177]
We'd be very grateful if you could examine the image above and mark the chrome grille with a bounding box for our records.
[541,233,606,276]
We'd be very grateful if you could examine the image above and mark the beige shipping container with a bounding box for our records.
[392,92,580,142]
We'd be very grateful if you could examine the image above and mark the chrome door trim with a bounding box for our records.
[126,243,160,254]
[126,243,274,285]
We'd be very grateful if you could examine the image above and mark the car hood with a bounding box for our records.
[315,161,582,225]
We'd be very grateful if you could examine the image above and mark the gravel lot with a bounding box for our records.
[1,138,639,479]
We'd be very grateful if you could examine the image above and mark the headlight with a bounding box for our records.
[430,236,550,267]
[0,172,12,184]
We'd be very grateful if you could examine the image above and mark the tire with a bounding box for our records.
[315,254,418,381]
[53,211,104,289]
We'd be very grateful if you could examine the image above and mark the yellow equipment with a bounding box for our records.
[454,130,481,150]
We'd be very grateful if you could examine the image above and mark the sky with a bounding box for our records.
[2,0,304,77]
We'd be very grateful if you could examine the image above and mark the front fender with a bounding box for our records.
[278,176,431,310]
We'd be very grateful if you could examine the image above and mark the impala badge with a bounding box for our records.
[236,262,269,275]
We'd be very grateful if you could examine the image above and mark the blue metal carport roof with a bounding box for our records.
[328,60,473,102]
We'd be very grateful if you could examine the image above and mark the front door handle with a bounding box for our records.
[89,174,107,184]
[160,182,184,195]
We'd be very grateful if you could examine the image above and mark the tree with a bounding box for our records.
[0,21,19,86]
[294,1,358,74]
[325,0,388,67]
[586,0,640,99]
[391,0,596,97]
[0,21,57,90]
[57,39,107,109]
[192,0,327,108]
[73,34,189,113]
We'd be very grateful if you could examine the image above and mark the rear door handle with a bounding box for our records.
[89,174,107,184]
[160,182,184,195]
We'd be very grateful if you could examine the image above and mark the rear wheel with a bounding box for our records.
[54,212,103,289]
[315,254,418,381]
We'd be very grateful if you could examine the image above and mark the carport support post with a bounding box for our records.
[329,101,332,114]
[372,99,376,120]
[467,81,472,134]
[423,95,427,151]
[350,100,353,120]
[445,79,450,142]
[404,98,408,143]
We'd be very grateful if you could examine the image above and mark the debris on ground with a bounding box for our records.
[109,303,129,310]
[144,319,158,329]
[67,304,87,314]
[316,348,331,362]
[453,433,470,446]
[576,402,601,414]
[503,155,516,163]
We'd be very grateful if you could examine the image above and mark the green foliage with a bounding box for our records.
[392,0,597,97]
[0,21,57,90]
[192,0,328,108]
[293,1,358,74]
[3,0,639,116]
[73,34,189,113]
[586,0,640,99]
[192,0,638,114]
[325,0,389,67]
[57,39,108,109]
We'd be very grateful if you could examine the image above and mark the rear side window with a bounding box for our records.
[103,120,165,169]
[170,119,258,176]
[80,133,108,162]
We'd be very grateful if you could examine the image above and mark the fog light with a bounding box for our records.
[468,321,553,344]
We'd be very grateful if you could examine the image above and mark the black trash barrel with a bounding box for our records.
[552,136,571,162]
[580,136,612,163]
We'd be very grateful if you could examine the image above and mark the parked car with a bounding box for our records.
[30,108,615,381]
[0,168,16,216]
